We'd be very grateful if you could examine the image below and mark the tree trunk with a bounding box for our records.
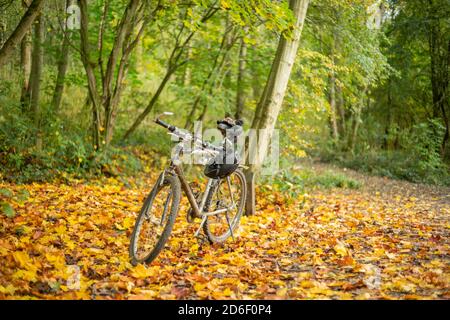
[348,109,360,153]
[103,0,140,146]
[0,0,44,67]
[336,83,345,137]
[427,3,449,157]
[78,0,102,150]
[329,33,338,141]
[182,45,192,86]
[51,0,71,112]
[245,0,310,215]
[20,8,32,110]
[347,87,367,152]
[235,29,247,120]
[384,79,392,150]
[29,13,44,151]
[329,73,338,141]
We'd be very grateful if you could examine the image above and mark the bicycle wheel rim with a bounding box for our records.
[204,170,246,241]
[130,181,175,262]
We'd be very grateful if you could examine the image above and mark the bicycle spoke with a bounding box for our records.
[160,191,172,225]
[226,176,237,209]
[224,209,234,241]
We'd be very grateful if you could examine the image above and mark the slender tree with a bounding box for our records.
[51,0,72,112]
[78,0,161,149]
[29,12,44,150]
[20,0,32,110]
[0,0,44,67]
[235,27,248,120]
[245,0,310,215]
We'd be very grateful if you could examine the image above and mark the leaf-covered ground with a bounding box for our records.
[0,167,449,300]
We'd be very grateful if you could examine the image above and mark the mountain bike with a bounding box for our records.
[129,113,247,265]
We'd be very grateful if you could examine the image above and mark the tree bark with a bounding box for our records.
[0,0,44,67]
[329,73,338,141]
[20,2,32,110]
[347,87,367,152]
[51,0,71,112]
[78,0,102,149]
[235,28,248,120]
[336,83,345,137]
[245,0,310,215]
[29,13,44,151]
[103,0,140,145]
[329,33,338,141]
[427,2,449,157]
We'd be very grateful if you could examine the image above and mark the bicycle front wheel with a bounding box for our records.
[203,169,246,243]
[129,174,181,265]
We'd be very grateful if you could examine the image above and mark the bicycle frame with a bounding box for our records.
[161,162,236,236]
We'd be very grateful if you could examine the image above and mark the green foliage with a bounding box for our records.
[264,167,361,199]
[319,148,450,186]
[408,119,446,176]
[1,202,15,218]
[0,92,145,182]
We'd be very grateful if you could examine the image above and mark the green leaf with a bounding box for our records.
[17,189,30,202]
[0,188,13,198]
[1,202,15,218]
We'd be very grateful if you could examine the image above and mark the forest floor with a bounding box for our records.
[0,161,448,300]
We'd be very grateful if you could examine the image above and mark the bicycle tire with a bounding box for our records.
[203,169,246,243]
[129,174,181,265]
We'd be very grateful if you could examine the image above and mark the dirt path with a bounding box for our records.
[0,168,448,300]
[297,160,450,209]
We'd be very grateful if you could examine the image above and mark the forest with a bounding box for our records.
[0,0,449,300]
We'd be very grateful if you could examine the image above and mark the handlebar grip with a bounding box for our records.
[155,118,175,132]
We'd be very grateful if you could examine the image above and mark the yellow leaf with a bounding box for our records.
[223,287,233,297]
[313,255,324,265]
[131,264,158,279]
[13,269,37,282]
[334,241,349,257]
[0,284,17,294]
[13,251,31,268]
[123,216,134,229]
[276,287,287,297]
[300,280,315,288]
[194,283,206,292]
[55,224,67,235]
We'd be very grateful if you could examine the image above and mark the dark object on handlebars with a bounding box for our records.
[204,117,243,179]
[204,152,239,179]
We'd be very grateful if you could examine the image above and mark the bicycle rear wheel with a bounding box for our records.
[203,169,246,243]
[129,174,181,265]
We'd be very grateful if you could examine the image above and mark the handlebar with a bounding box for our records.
[155,118,176,132]
[155,118,223,153]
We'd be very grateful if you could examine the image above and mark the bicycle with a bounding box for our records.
[129,113,247,265]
